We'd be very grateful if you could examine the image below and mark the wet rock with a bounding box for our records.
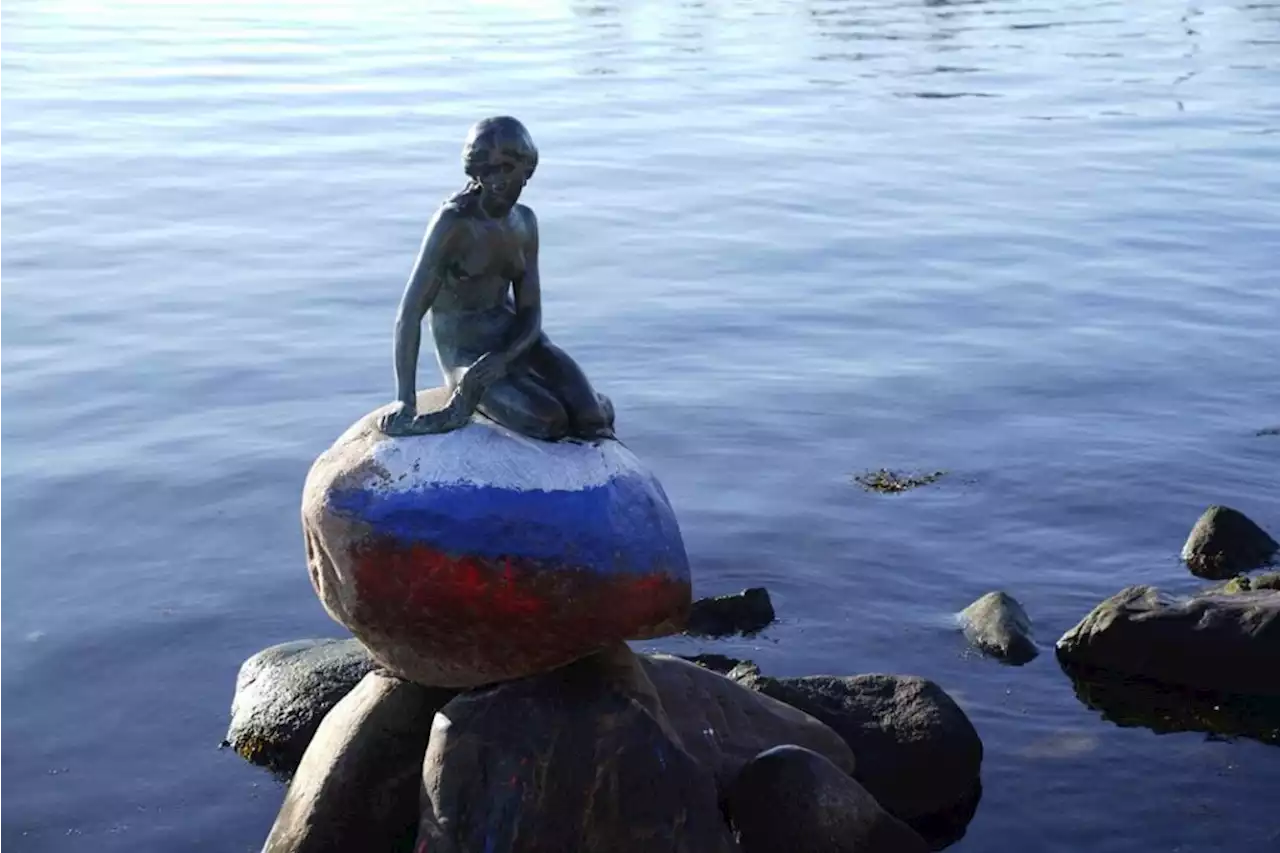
[225,639,375,775]
[728,745,929,853]
[639,653,854,789]
[1181,505,1278,579]
[1055,584,1280,696]
[680,652,752,675]
[958,591,1038,665]
[725,660,765,682]
[685,587,776,637]
[732,671,982,839]
[416,644,736,853]
[1062,662,1280,747]
[263,671,454,853]
[303,400,692,688]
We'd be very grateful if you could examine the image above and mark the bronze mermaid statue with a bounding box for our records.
[378,116,615,442]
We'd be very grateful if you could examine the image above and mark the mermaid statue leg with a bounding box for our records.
[476,374,570,441]
[525,338,615,439]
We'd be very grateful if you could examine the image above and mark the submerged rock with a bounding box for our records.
[416,644,735,853]
[302,400,692,687]
[639,653,854,789]
[225,639,375,775]
[263,671,454,853]
[958,591,1038,665]
[732,671,982,841]
[1181,505,1278,579]
[728,745,928,853]
[1056,584,1280,696]
[685,587,776,637]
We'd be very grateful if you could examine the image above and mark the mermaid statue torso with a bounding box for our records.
[379,117,615,441]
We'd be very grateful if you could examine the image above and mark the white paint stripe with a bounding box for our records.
[363,419,648,494]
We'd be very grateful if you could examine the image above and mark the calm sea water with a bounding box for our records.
[4,0,1279,850]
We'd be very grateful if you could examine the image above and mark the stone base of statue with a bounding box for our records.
[302,388,692,688]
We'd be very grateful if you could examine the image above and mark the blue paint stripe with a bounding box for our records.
[329,472,689,579]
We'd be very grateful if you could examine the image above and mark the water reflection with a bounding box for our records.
[569,0,626,75]
[568,0,717,75]
[1239,0,1280,22]
[895,90,996,99]
[571,1,619,17]
[915,782,983,850]
[1062,662,1280,748]
[803,0,1011,95]
[6,0,1280,850]
[556,0,1239,111]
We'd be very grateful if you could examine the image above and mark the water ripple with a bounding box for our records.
[4,1,1280,851]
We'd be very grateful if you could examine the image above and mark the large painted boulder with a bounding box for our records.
[302,397,692,688]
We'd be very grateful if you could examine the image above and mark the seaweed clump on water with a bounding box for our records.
[853,468,947,494]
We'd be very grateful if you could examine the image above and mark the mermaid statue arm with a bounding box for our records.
[378,209,457,434]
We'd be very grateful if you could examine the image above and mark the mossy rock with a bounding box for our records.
[225,639,376,776]
[1219,572,1280,594]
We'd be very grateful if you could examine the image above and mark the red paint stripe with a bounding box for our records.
[340,536,690,683]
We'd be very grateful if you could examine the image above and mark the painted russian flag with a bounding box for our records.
[304,417,692,687]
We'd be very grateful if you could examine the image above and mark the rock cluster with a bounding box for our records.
[945,506,1279,744]
[236,409,984,851]
[1053,505,1280,743]
[231,643,983,852]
